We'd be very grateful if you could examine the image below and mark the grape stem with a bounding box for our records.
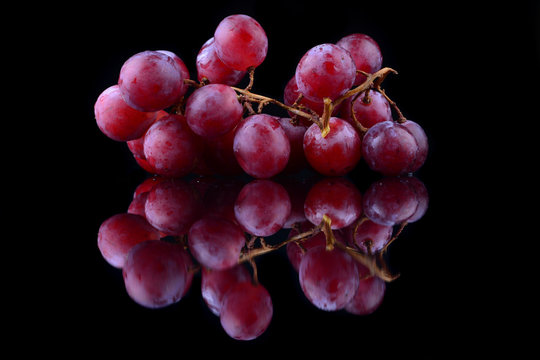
[184,66,405,134]
[237,215,399,282]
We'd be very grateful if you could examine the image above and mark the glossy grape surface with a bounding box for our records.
[233,114,290,179]
[95,85,157,141]
[341,90,392,129]
[295,44,356,101]
[303,117,362,176]
[118,50,184,112]
[336,33,383,85]
[214,14,268,71]
[196,38,246,85]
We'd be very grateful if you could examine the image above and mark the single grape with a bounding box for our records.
[345,275,386,315]
[304,177,362,229]
[336,33,383,85]
[295,44,356,101]
[118,50,184,112]
[214,14,268,71]
[143,114,201,177]
[234,180,291,237]
[188,216,246,270]
[201,265,251,316]
[299,245,359,311]
[341,90,392,130]
[123,240,191,308]
[362,120,428,175]
[94,85,157,141]
[156,50,190,96]
[303,117,362,176]
[196,38,246,85]
[185,84,243,138]
[345,219,393,254]
[144,178,203,236]
[220,282,273,341]
[97,213,161,268]
[362,176,421,226]
[233,114,290,179]
[400,176,429,223]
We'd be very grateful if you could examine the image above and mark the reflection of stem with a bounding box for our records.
[334,241,399,282]
[237,223,323,264]
[382,221,408,253]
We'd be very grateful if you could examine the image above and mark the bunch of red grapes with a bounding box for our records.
[94,13,429,341]
[95,14,428,179]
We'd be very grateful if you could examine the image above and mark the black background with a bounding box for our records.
[35,0,538,357]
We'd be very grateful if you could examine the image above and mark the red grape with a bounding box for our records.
[156,50,190,96]
[94,85,157,141]
[345,275,386,315]
[144,178,203,236]
[234,180,291,237]
[188,216,246,270]
[299,245,359,311]
[143,114,201,177]
[401,176,429,223]
[196,38,246,85]
[214,14,268,71]
[345,219,393,254]
[295,44,356,101]
[336,33,383,85]
[341,90,392,129]
[220,282,273,340]
[201,126,244,175]
[304,177,362,229]
[283,76,325,118]
[118,50,185,112]
[233,114,290,179]
[185,84,243,138]
[123,240,191,308]
[97,213,160,268]
[303,117,362,176]
[362,120,427,176]
[401,120,429,173]
[201,265,251,316]
[362,176,421,226]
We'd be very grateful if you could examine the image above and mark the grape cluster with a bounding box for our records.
[95,13,430,342]
[94,14,428,179]
[98,174,428,340]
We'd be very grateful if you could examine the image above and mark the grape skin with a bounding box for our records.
[156,50,190,97]
[344,275,386,315]
[303,117,362,176]
[341,90,392,130]
[304,177,363,229]
[201,265,251,316]
[94,85,157,141]
[188,216,246,270]
[118,50,185,112]
[214,14,268,71]
[185,84,243,138]
[144,178,203,236]
[295,43,356,102]
[234,180,291,237]
[220,282,273,341]
[196,38,246,85]
[97,213,160,268]
[299,245,359,311]
[143,114,201,177]
[233,114,291,179]
[123,240,192,309]
[336,33,383,85]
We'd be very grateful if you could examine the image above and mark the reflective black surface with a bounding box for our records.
[58,0,537,356]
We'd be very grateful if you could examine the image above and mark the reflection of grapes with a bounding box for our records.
[345,276,386,315]
[123,240,192,309]
[299,245,359,311]
[201,265,251,316]
[220,282,273,341]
